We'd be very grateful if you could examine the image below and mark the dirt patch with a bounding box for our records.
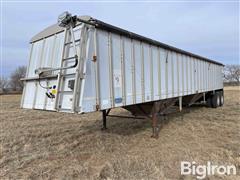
[0,87,239,179]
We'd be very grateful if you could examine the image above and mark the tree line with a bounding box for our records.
[223,64,240,85]
[0,64,239,94]
[0,66,27,93]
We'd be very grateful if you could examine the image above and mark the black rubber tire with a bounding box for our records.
[207,97,212,107]
[219,91,224,106]
[212,92,220,108]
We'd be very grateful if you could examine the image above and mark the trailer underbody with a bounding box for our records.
[101,89,224,138]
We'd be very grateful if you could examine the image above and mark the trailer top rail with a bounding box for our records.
[30,15,223,66]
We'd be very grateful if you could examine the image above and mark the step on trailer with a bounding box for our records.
[21,12,224,138]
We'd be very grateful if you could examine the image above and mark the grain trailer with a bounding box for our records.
[21,12,224,137]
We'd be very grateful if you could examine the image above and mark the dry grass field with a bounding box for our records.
[0,87,240,179]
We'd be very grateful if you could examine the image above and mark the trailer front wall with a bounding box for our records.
[21,26,83,111]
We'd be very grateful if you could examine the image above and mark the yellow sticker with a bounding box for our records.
[51,89,57,95]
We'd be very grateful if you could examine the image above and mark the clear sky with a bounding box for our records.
[1,1,239,77]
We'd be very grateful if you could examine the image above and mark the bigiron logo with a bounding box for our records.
[181,161,237,179]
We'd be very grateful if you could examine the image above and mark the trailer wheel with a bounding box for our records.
[219,91,224,106]
[212,92,220,108]
[207,97,212,107]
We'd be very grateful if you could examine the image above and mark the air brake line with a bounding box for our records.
[38,78,51,89]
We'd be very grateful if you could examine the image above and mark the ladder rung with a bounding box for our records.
[62,56,77,61]
[62,73,76,77]
[65,39,80,45]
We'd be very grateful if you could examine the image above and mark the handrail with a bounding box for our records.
[34,55,78,76]
[21,74,58,81]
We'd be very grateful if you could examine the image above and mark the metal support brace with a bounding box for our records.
[188,93,203,106]
[151,98,178,138]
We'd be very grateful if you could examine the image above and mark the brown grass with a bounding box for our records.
[0,87,239,179]
[224,86,240,91]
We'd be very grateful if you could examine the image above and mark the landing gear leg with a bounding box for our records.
[101,110,107,130]
[151,112,159,138]
[151,102,161,138]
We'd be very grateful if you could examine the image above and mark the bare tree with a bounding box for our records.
[0,76,9,93]
[223,64,240,83]
[10,66,27,91]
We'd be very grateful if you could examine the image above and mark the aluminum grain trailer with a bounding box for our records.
[21,12,224,137]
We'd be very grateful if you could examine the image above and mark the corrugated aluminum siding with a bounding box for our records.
[95,29,223,111]
[21,25,223,113]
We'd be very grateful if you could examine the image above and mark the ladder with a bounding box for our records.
[54,25,81,112]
